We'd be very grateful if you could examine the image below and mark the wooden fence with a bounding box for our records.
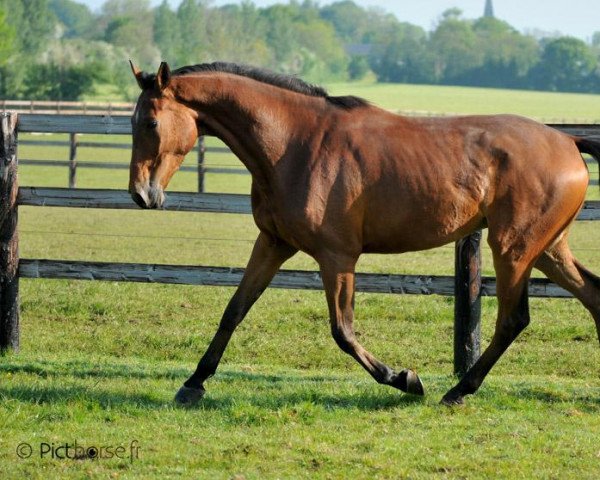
[2,112,600,376]
[17,112,249,191]
[18,134,249,192]
[1,100,134,116]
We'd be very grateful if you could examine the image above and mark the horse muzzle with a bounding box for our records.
[130,184,165,209]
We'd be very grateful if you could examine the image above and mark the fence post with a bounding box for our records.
[453,230,482,376]
[0,112,19,353]
[197,136,206,193]
[69,133,77,188]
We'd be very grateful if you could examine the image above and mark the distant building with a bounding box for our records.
[484,0,495,18]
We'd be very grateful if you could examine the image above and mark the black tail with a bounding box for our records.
[575,137,600,188]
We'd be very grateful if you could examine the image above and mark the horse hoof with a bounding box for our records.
[402,369,425,396]
[174,385,205,406]
[440,392,465,407]
[392,369,425,396]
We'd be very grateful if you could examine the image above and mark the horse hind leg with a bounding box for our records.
[442,251,533,405]
[318,254,425,396]
[535,235,600,343]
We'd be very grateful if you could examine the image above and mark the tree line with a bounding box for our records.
[1,0,600,101]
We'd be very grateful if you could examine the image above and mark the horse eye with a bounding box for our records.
[147,119,158,129]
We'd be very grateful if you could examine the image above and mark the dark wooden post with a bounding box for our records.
[68,133,77,188]
[453,230,482,376]
[197,136,206,193]
[0,112,19,353]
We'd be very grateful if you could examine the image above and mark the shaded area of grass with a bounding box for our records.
[2,352,600,479]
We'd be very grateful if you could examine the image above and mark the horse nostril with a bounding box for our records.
[131,192,149,209]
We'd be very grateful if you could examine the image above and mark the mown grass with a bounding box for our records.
[328,81,600,122]
[2,86,600,478]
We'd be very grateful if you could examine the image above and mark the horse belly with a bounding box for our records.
[362,196,485,253]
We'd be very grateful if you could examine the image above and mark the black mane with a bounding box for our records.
[143,62,369,110]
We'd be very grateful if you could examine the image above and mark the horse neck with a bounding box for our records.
[172,74,325,189]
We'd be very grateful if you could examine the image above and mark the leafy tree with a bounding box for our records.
[319,0,369,44]
[204,4,271,66]
[0,7,15,66]
[474,17,538,75]
[295,18,348,80]
[459,17,539,88]
[0,0,56,55]
[429,9,483,83]
[176,0,210,65]
[530,37,598,92]
[0,7,15,97]
[1,0,599,99]
[49,0,94,38]
[102,0,159,66]
[153,0,180,63]
[0,0,57,97]
[369,23,430,83]
[22,62,96,100]
[259,2,349,81]
[348,55,369,80]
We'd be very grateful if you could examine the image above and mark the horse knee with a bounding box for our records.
[497,311,530,341]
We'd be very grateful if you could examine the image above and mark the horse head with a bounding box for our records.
[129,61,199,209]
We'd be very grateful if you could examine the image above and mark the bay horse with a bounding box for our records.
[128,61,600,406]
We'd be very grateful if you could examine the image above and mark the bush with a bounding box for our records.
[22,63,96,100]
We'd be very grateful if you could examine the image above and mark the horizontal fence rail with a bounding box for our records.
[16,187,600,220]
[3,112,600,374]
[7,102,600,124]
[19,138,230,153]
[18,187,253,213]
[17,115,246,191]
[2,100,134,116]
[18,159,248,176]
[17,259,571,298]
[18,114,132,134]
[18,114,600,136]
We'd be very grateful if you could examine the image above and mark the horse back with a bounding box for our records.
[263,109,589,256]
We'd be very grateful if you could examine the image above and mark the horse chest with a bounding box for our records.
[251,188,331,253]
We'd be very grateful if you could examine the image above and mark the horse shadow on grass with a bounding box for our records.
[0,379,422,412]
[2,359,599,412]
[0,384,166,409]
[0,359,422,411]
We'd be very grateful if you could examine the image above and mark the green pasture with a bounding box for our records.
[2,87,600,478]
[329,81,600,123]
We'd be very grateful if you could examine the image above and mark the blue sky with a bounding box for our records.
[78,0,599,42]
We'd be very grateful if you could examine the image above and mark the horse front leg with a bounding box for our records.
[175,232,297,405]
[318,254,425,396]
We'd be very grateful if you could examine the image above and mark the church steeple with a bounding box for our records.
[484,0,495,17]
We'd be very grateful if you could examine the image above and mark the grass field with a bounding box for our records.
[2,85,600,478]
[328,81,600,123]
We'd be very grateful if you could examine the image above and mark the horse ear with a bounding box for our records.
[156,61,171,90]
[129,60,145,90]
